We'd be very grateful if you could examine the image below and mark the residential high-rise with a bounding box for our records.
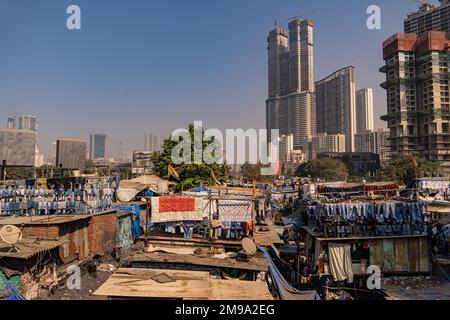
[278,134,294,163]
[5,116,41,167]
[17,115,38,132]
[356,88,374,133]
[266,19,316,150]
[7,117,16,129]
[89,134,107,160]
[381,31,450,167]
[315,66,357,152]
[267,28,288,98]
[51,142,57,166]
[144,133,161,152]
[0,128,37,167]
[301,133,346,161]
[288,19,314,93]
[55,139,87,169]
[404,1,450,35]
[35,145,44,167]
[355,129,391,166]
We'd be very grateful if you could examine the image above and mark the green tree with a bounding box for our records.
[380,153,440,185]
[151,124,231,192]
[4,167,34,180]
[240,163,276,182]
[295,158,349,181]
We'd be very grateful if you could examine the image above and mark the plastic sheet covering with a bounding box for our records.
[117,188,141,203]
[0,271,21,292]
[117,215,134,249]
[259,247,320,300]
[1,282,25,300]
[328,243,354,283]
[112,205,142,238]
[282,215,304,229]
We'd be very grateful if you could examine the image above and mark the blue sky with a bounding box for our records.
[0,0,423,159]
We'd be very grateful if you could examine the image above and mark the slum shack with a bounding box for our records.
[295,182,431,299]
[0,236,64,300]
[425,204,450,276]
[94,190,280,300]
[0,176,135,300]
[141,195,255,246]
[137,194,265,278]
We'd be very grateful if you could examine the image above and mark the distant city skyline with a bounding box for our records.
[0,0,423,159]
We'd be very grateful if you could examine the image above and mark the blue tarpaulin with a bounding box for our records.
[112,205,142,238]
[282,215,304,229]
[191,187,210,192]
[1,282,25,300]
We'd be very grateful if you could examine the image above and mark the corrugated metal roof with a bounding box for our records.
[0,236,67,260]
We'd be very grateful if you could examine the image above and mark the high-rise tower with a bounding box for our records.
[315,66,357,152]
[266,19,316,150]
[356,88,374,134]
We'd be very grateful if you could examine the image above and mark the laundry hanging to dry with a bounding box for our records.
[328,242,354,283]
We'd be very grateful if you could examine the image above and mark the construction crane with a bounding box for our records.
[410,0,434,34]
[272,11,316,28]
[286,11,316,22]
[412,0,430,5]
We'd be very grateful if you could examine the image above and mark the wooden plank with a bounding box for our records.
[209,280,273,300]
[143,235,242,246]
[94,268,211,299]
[419,238,430,272]
[407,238,419,273]
[129,252,268,272]
[94,268,273,300]
[394,238,409,272]
[253,224,284,247]
[369,240,384,268]
[383,239,395,272]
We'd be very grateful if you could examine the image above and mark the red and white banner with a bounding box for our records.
[150,197,203,223]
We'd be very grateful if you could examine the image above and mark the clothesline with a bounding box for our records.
[316,187,430,195]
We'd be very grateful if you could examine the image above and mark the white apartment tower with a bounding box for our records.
[315,66,357,152]
[356,88,374,134]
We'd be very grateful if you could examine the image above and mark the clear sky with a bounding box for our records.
[0,0,425,159]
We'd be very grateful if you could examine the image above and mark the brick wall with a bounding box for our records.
[0,212,120,260]
[87,212,118,257]
[15,225,60,238]
[1,221,90,261]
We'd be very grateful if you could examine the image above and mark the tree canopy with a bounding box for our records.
[240,163,276,182]
[151,124,231,192]
[295,158,349,181]
[380,153,440,185]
